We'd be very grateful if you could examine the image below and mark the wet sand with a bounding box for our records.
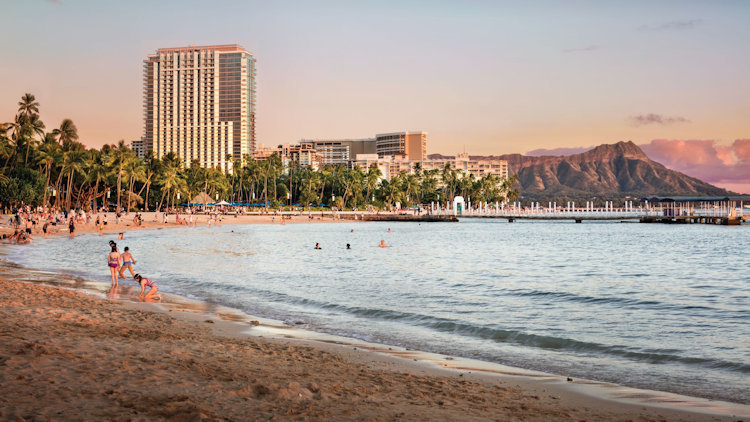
[0,272,745,421]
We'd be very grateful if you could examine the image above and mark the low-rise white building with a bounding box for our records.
[351,153,508,181]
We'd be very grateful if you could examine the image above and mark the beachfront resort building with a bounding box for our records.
[297,131,427,167]
[350,153,509,181]
[255,143,321,169]
[257,131,507,181]
[299,138,376,166]
[375,132,427,161]
[142,44,257,172]
[129,139,146,158]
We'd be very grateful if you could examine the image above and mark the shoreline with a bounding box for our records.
[1,210,357,242]
[1,251,748,420]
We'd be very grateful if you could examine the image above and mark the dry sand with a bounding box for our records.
[1,211,345,240]
[0,275,742,421]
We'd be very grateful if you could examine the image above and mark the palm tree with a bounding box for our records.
[380,179,403,208]
[16,113,45,166]
[84,149,109,210]
[499,174,520,202]
[156,153,183,211]
[106,140,134,211]
[0,123,14,171]
[52,119,79,148]
[441,163,459,201]
[123,156,145,210]
[364,165,381,204]
[420,169,439,203]
[17,93,39,119]
[61,147,87,209]
[35,142,62,205]
[403,173,420,206]
[138,151,161,211]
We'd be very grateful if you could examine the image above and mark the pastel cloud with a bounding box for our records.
[640,139,750,193]
[630,113,690,126]
[639,19,703,31]
[562,45,599,53]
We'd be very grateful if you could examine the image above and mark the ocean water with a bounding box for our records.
[7,220,750,404]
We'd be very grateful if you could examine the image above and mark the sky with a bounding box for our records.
[1,0,749,192]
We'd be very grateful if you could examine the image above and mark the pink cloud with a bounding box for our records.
[639,139,750,193]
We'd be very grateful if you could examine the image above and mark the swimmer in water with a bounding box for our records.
[346,243,351,249]
[314,243,321,250]
[379,240,389,248]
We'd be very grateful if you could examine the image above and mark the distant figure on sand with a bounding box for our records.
[314,243,321,249]
[379,240,389,248]
[43,221,49,239]
[119,247,136,279]
[107,246,121,286]
[69,218,75,238]
[134,274,161,300]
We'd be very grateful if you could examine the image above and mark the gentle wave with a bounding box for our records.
[180,279,750,375]
[501,288,747,315]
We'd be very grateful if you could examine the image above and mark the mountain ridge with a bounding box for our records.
[429,141,732,200]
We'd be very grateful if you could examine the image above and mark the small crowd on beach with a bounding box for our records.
[106,239,161,301]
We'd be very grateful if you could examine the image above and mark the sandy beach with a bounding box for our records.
[0,210,347,241]
[0,266,744,421]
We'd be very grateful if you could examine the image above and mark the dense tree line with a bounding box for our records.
[1,93,519,211]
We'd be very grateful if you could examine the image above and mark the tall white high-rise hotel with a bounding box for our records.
[143,44,256,171]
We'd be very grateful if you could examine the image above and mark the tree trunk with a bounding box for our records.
[116,164,123,212]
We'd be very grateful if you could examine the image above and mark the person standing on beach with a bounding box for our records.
[42,221,49,239]
[107,246,121,286]
[119,247,136,279]
[68,218,75,238]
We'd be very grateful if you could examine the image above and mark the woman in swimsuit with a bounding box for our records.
[134,274,161,300]
[107,245,121,286]
[119,247,136,279]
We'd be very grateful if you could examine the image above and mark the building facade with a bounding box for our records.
[351,153,508,181]
[299,138,375,166]
[255,143,321,169]
[129,139,146,158]
[375,132,427,161]
[143,44,256,171]
[421,153,508,179]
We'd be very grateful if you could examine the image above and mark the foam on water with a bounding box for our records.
[7,220,750,404]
